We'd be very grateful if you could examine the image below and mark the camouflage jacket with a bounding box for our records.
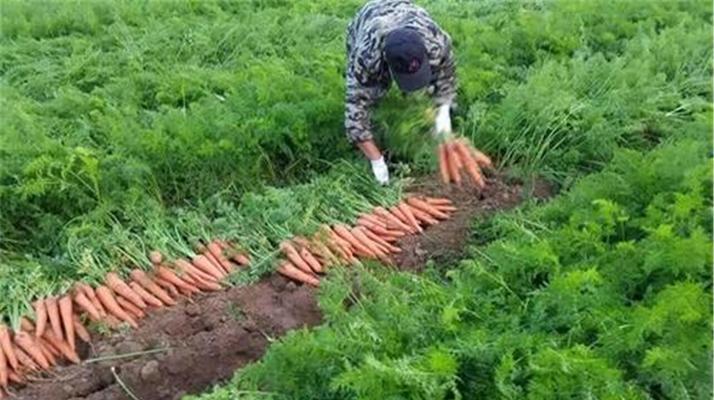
[345,0,457,143]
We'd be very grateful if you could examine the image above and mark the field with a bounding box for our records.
[1,0,712,399]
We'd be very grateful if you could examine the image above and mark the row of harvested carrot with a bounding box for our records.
[276,195,456,287]
[0,195,454,396]
[0,240,251,396]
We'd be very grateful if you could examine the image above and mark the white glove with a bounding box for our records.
[370,156,389,185]
[434,103,452,138]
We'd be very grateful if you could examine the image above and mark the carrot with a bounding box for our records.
[128,282,163,308]
[446,142,463,186]
[0,326,17,372]
[425,197,453,206]
[333,225,375,257]
[74,291,101,321]
[373,207,412,233]
[36,337,56,367]
[0,337,6,388]
[149,250,163,265]
[351,227,385,256]
[105,272,147,309]
[14,332,50,370]
[130,269,177,306]
[41,331,80,364]
[78,283,106,318]
[280,241,313,274]
[192,254,225,280]
[95,285,138,329]
[438,143,450,184]
[207,241,233,272]
[463,140,492,167]
[389,206,416,233]
[152,276,182,299]
[454,140,484,187]
[362,227,401,253]
[433,204,457,213]
[45,297,63,341]
[204,249,229,275]
[37,335,60,359]
[277,261,320,287]
[155,266,196,293]
[398,202,423,232]
[8,370,23,385]
[409,205,439,225]
[406,197,450,220]
[58,296,75,352]
[32,300,48,339]
[175,259,215,283]
[191,276,222,292]
[73,316,91,343]
[359,213,388,228]
[116,297,145,320]
[298,247,323,274]
[14,346,38,372]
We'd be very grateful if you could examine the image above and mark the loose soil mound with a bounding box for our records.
[12,175,537,400]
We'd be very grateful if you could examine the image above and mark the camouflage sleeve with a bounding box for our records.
[431,33,457,108]
[345,74,381,143]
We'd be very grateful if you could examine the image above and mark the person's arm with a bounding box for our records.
[431,33,457,140]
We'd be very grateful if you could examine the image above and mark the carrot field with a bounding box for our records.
[1,0,712,399]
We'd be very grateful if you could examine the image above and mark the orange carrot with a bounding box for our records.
[362,227,401,253]
[95,285,138,329]
[454,140,484,187]
[191,276,222,292]
[192,254,225,280]
[204,249,229,275]
[406,197,450,220]
[14,332,50,370]
[409,205,439,225]
[359,213,387,228]
[446,142,463,186]
[155,266,197,293]
[175,259,215,283]
[14,346,38,372]
[351,227,385,257]
[0,326,17,372]
[0,338,6,388]
[298,247,323,274]
[398,202,423,232]
[373,207,412,233]
[58,296,75,352]
[425,197,452,206]
[149,250,163,265]
[116,296,145,320]
[36,336,56,367]
[153,276,180,299]
[37,335,60,358]
[433,204,457,213]
[74,291,101,321]
[33,300,48,339]
[207,241,234,272]
[45,297,63,341]
[389,206,416,233]
[41,331,80,364]
[8,370,23,385]
[78,283,106,318]
[280,241,314,274]
[72,316,90,343]
[462,140,492,167]
[129,282,163,308]
[130,269,176,306]
[438,143,450,184]
[105,272,147,309]
[333,225,375,257]
[277,261,320,287]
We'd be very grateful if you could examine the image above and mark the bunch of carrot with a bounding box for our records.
[0,239,250,394]
[277,196,456,286]
[437,137,492,187]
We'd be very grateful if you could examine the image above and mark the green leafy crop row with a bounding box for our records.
[190,129,712,400]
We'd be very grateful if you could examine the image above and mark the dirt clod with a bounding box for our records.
[141,360,161,382]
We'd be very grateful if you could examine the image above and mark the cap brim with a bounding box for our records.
[393,60,432,93]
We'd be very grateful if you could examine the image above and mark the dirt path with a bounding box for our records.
[12,175,540,400]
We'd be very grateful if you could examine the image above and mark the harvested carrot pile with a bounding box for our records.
[0,194,453,395]
[437,137,492,187]
[276,196,456,286]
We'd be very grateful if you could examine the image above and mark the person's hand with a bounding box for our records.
[434,103,453,139]
[370,156,389,185]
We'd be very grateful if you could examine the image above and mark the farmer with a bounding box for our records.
[345,0,456,184]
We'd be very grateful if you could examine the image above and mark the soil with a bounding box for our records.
[11,174,548,400]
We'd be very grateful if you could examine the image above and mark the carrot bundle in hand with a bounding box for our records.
[437,137,492,188]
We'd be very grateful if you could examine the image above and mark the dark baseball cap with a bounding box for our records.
[384,28,432,93]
